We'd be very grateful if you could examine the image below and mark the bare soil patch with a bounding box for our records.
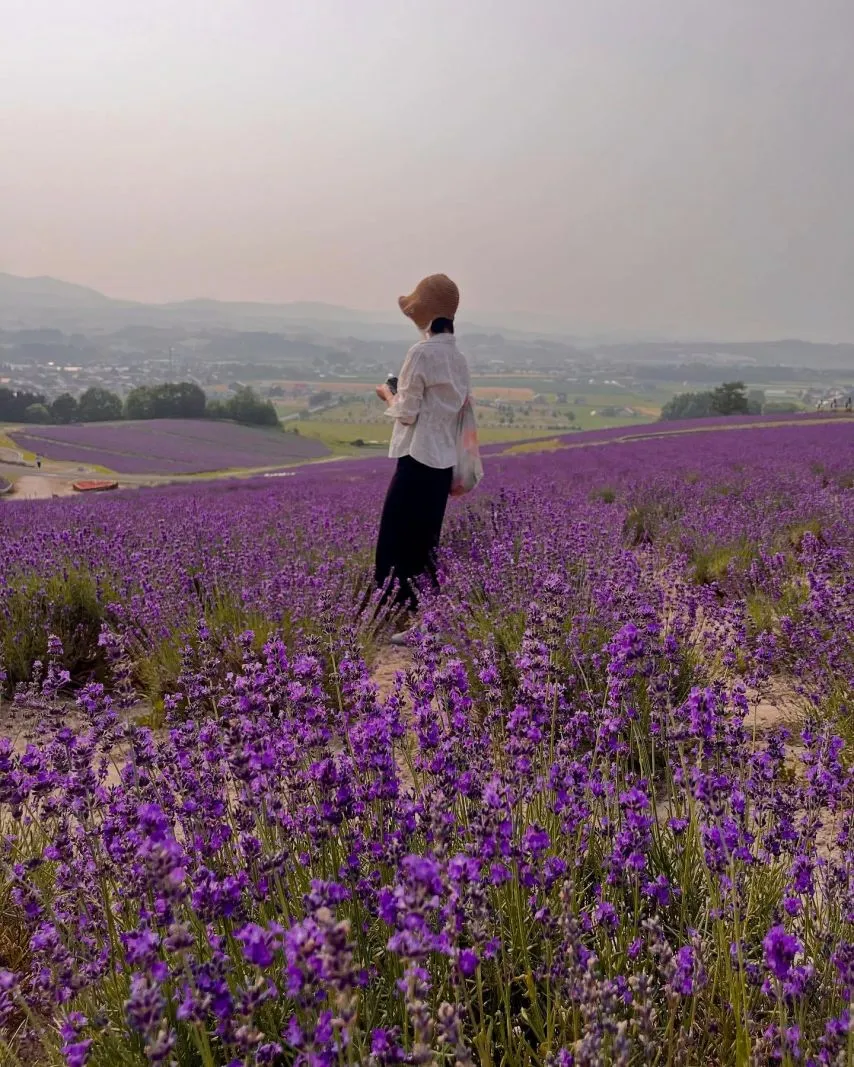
[9,476,76,500]
[372,646,411,701]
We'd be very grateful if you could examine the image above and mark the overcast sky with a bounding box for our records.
[2,0,853,339]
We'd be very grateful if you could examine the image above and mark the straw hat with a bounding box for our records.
[398,274,460,331]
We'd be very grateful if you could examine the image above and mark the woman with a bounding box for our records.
[374,273,471,643]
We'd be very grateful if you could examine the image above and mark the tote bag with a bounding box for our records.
[450,397,484,497]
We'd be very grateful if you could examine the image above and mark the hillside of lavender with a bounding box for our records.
[8,420,328,475]
[1,419,854,1066]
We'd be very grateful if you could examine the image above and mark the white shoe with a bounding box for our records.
[390,626,416,647]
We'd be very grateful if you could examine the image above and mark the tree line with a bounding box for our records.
[0,383,279,428]
[658,381,798,421]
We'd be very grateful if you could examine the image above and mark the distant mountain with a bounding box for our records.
[0,273,526,341]
[0,272,123,309]
[0,273,667,344]
[0,274,385,322]
[0,272,415,337]
[1,274,851,361]
[0,273,566,341]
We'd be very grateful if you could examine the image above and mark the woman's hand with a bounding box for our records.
[375,384,394,404]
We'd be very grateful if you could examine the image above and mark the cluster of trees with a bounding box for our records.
[207,386,279,427]
[51,388,123,423]
[124,382,207,420]
[0,388,54,424]
[0,383,279,428]
[660,381,765,421]
[0,387,123,425]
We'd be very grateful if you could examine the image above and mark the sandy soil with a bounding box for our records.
[372,645,411,701]
[9,475,76,500]
[750,682,802,735]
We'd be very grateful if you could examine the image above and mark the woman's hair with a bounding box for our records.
[429,317,454,335]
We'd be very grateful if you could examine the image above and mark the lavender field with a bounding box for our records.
[8,420,329,474]
[1,419,854,1065]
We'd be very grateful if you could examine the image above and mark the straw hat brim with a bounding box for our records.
[398,274,459,330]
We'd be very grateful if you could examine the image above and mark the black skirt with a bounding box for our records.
[374,455,453,610]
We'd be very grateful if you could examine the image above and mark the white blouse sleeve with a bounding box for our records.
[385,345,426,426]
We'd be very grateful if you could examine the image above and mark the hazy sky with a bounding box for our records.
[2,0,853,339]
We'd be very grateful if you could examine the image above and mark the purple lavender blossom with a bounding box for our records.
[763,925,802,982]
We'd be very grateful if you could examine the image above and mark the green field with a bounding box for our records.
[554,410,655,432]
[280,382,663,456]
[291,415,659,457]
[0,426,35,460]
[291,418,584,455]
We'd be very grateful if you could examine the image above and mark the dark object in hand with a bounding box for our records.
[386,375,398,395]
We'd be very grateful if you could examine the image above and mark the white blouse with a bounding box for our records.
[385,334,472,469]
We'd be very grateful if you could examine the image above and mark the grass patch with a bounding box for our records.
[296,418,577,457]
[622,500,682,546]
[129,593,287,706]
[745,581,809,635]
[0,807,54,994]
[0,568,115,689]
[561,412,656,432]
[503,437,565,455]
[477,426,572,444]
[827,683,854,752]
[130,579,386,708]
[691,540,759,586]
[782,518,824,553]
[294,420,390,456]
[132,699,166,730]
[0,427,35,462]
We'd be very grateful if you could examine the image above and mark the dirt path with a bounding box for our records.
[750,681,802,736]
[8,475,76,500]
[372,646,411,700]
